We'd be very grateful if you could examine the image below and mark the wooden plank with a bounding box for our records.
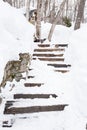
[54,70,69,73]
[33,53,64,57]
[14,94,58,99]
[28,76,35,79]
[34,48,65,52]
[24,83,44,87]
[48,64,71,68]
[4,104,68,114]
[55,44,68,47]
[38,44,50,47]
[2,119,15,127]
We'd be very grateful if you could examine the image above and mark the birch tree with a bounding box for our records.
[49,0,56,23]
[48,0,66,42]
[65,0,68,17]
[26,0,31,20]
[35,0,42,40]
[32,0,34,7]
[74,0,86,30]
[12,0,14,6]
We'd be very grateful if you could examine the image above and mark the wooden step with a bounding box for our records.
[37,44,68,48]
[22,76,35,80]
[29,68,33,71]
[38,44,50,47]
[54,70,69,73]
[14,94,58,99]
[38,58,64,62]
[33,57,64,62]
[33,53,64,57]
[48,64,71,68]
[2,119,15,127]
[4,104,68,114]
[4,101,15,108]
[28,76,35,79]
[55,44,68,47]
[24,83,44,87]
[34,48,65,52]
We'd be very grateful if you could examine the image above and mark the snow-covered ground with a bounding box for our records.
[0,1,87,130]
[0,0,35,83]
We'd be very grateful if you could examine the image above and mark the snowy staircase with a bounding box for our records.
[2,43,71,127]
[33,43,71,73]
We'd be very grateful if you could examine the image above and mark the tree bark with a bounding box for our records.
[74,0,86,30]
[26,0,31,20]
[48,0,66,42]
[36,0,42,40]
[66,0,68,17]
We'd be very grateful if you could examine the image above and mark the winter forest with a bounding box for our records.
[0,0,87,130]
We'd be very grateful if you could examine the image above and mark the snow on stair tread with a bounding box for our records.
[32,51,65,55]
[4,98,67,108]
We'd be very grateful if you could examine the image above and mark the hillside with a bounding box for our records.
[0,1,87,130]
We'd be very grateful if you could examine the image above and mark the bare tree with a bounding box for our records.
[48,0,66,42]
[74,0,86,30]
[35,0,42,40]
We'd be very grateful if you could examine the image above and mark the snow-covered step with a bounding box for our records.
[29,68,33,71]
[4,104,68,115]
[33,53,64,57]
[54,70,69,73]
[34,48,65,52]
[54,44,68,47]
[37,44,68,48]
[2,118,15,128]
[33,57,64,62]
[27,76,35,79]
[14,94,58,99]
[38,44,50,47]
[24,83,44,87]
[48,63,71,68]
[4,98,68,108]
[23,76,35,79]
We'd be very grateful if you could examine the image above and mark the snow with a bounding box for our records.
[67,23,87,117]
[0,1,35,82]
[0,1,87,130]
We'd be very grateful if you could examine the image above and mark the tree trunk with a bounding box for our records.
[12,0,15,7]
[41,0,46,22]
[32,0,34,7]
[48,0,66,42]
[26,0,31,21]
[36,0,42,40]
[66,0,68,17]
[50,0,56,23]
[74,0,86,30]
